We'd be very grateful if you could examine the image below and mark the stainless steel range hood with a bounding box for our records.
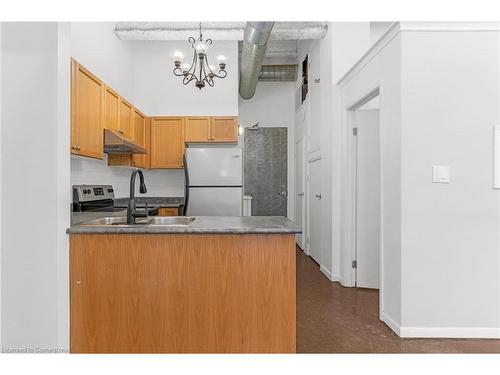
[103,129,146,154]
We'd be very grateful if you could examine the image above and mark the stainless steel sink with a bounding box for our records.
[145,216,196,226]
[79,216,195,226]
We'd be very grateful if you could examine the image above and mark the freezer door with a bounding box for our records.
[185,148,242,186]
[186,187,242,216]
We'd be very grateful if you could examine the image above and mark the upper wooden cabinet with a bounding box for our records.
[185,116,238,143]
[185,117,212,142]
[71,59,104,159]
[104,86,120,132]
[118,98,134,139]
[132,110,150,169]
[211,117,238,142]
[150,117,185,169]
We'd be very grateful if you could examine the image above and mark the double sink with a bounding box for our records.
[80,216,196,227]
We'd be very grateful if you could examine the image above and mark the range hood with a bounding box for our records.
[103,129,146,154]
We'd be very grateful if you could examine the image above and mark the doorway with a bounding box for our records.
[244,127,288,216]
[349,91,381,290]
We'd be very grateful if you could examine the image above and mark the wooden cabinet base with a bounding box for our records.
[70,233,296,353]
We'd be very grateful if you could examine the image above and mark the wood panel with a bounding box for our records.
[132,111,149,168]
[71,59,104,159]
[157,207,179,216]
[211,116,238,142]
[185,116,211,142]
[150,117,185,168]
[118,98,133,139]
[104,86,120,132]
[70,233,296,353]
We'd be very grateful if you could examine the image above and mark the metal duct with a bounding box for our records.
[259,65,298,82]
[239,22,275,99]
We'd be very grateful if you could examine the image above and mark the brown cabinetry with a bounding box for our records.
[185,116,212,142]
[104,86,120,132]
[71,59,104,159]
[211,116,238,142]
[132,111,150,168]
[150,117,185,169]
[118,98,133,139]
[158,207,179,216]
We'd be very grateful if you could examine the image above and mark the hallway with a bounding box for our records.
[296,249,500,353]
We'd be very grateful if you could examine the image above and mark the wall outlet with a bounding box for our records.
[432,165,450,184]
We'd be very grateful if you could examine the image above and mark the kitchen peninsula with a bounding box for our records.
[67,215,300,353]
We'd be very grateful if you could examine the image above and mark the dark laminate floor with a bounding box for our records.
[296,248,500,353]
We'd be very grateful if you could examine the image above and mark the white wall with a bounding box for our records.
[70,23,186,198]
[337,28,403,327]
[295,23,371,281]
[400,30,500,337]
[238,82,295,219]
[71,155,184,197]
[1,22,70,351]
[131,41,238,116]
[337,23,500,338]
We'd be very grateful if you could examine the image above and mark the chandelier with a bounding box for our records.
[172,22,227,90]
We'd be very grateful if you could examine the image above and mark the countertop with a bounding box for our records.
[68,211,301,234]
[113,196,184,208]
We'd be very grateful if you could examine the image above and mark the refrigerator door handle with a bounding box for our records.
[183,153,189,216]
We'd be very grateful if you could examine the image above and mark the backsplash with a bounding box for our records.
[71,155,185,198]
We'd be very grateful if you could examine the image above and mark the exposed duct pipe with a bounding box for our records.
[239,22,274,100]
[259,65,298,82]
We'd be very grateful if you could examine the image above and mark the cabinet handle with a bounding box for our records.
[118,130,124,135]
[72,145,80,151]
[315,194,322,199]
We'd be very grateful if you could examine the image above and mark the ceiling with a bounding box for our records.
[114,22,328,41]
[115,22,327,65]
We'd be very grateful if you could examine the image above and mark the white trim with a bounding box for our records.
[337,22,500,87]
[319,265,333,281]
[381,312,401,336]
[399,326,500,339]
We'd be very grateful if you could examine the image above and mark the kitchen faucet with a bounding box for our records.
[127,168,148,224]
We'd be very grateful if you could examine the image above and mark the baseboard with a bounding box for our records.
[319,265,333,281]
[381,312,401,336]
[399,326,500,339]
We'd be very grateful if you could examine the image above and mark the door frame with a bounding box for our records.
[305,154,321,257]
[294,136,306,250]
[343,86,384,318]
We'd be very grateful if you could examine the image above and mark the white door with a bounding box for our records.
[307,158,322,263]
[185,148,242,186]
[355,109,380,289]
[295,138,305,249]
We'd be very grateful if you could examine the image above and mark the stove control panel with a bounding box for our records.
[73,185,115,202]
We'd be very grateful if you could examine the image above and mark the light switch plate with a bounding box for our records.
[432,165,450,183]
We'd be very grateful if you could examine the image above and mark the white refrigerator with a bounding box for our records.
[184,147,243,216]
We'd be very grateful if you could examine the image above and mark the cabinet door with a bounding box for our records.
[211,116,238,142]
[185,117,211,142]
[132,111,149,169]
[158,207,179,216]
[104,86,119,132]
[71,59,104,159]
[118,98,133,139]
[150,117,185,169]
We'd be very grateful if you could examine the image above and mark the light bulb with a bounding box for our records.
[217,55,226,63]
[194,41,208,54]
[173,51,184,62]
